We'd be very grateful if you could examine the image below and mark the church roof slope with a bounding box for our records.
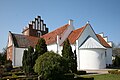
[41,24,69,45]
[68,24,87,44]
[96,34,111,48]
[11,33,39,48]
[10,24,69,48]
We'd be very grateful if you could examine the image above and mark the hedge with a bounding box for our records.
[76,70,87,75]
[108,70,120,74]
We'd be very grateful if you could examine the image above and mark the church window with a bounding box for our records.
[105,51,107,57]
[37,31,41,37]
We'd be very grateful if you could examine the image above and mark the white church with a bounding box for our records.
[7,16,112,70]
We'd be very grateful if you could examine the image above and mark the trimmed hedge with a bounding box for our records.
[2,72,25,77]
[64,73,75,80]
[2,72,12,77]
[108,70,120,74]
[76,70,87,75]
[64,73,94,80]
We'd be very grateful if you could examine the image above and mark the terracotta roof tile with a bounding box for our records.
[41,24,69,45]
[11,24,69,47]
[11,23,111,48]
[68,24,87,44]
[96,34,111,48]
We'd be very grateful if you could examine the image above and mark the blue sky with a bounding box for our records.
[0,0,120,52]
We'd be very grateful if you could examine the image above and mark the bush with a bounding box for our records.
[4,60,12,72]
[113,56,120,67]
[76,70,86,75]
[11,67,23,72]
[0,66,4,78]
[108,70,120,74]
[14,72,25,76]
[12,73,18,78]
[2,72,12,77]
[34,51,66,80]
[64,73,74,80]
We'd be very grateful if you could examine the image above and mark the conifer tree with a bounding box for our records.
[22,46,34,75]
[22,50,27,72]
[33,38,47,68]
[62,38,77,73]
[35,38,47,56]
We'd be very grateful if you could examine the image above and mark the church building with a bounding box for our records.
[7,16,112,70]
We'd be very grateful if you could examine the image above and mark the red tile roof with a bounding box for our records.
[11,23,111,48]
[41,24,69,45]
[68,24,87,44]
[96,34,111,48]
[11,24,70,48]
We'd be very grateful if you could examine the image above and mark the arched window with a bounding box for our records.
[37,31,41,37]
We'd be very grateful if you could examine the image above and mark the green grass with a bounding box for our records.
[93,74,120,80]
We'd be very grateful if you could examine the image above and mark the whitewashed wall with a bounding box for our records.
[58,44,75,55]
[76,25,100,70]
[14,48,27,67]
[47,43,58,53]
[78,25,99,47]
[106,48,112,65]
[78,49,106,70]
[71,44,76,52]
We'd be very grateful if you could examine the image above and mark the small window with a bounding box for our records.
[105,51,107,57]
[37,31,41,37]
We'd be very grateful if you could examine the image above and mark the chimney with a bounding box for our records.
[69,19,73,26]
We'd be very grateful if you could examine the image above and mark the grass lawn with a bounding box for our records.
[93,74,120,80]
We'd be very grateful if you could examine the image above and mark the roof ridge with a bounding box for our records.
[75,24,87,40]
[11,32,40,39]
[41,24,69,37]
[96,34,111,48]
[68,24,87,44]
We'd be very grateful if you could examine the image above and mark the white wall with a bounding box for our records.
[71,44,76,52]
[106,48,112,65]
[59,44,75,55]
[76,25,101,70]
[78,49,106,70]
[47,43,58,53]
[78,25,99,47]
[14,48,27,67]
